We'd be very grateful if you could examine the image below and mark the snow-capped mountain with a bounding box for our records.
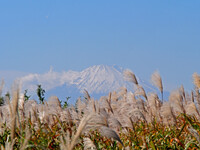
[20,65,128,93]
[19,65,160,102]
[73,65,132,93]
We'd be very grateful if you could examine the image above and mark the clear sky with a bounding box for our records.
[0,0,200,91]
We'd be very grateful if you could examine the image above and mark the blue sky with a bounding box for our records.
[0,0,200,91]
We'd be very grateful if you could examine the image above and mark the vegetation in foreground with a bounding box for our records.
[0,71,200,149]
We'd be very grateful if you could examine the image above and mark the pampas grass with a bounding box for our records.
[169,90,185,114]
[193,72,200,89]
[99,126,124,146]
[151,71,163,101]
[160,102,177,125]
[83,137,97,150]
[60,114,92,150]
[10,83,20,142]
[19,126,31,150]
[134,86,147,101]
[147,93,161,117]
[84,89,91,101]
[0,79,4,97]
[1,71,200,149]
[179,85,186,103]
[124,69,138,86]
[188,126,200,144]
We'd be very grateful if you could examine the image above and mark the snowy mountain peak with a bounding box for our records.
[83,65,120,73]
[20,65,133,95]
[74,65,130,93]
[19,65,160,101]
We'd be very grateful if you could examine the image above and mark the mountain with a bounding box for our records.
[19,65,165,103]
[72,65,133,93]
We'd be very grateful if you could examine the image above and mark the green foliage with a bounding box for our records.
[0,123,10,147]
[62,96,71,109]
[0,92,11,106]
[0,91,11,106]
[24,89,31,102]
[5,91,10,100]
[0,96,4,106]
[37,85,45,104]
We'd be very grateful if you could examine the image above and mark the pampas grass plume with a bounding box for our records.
[151,71,163,101]
[193,72,200,89]
[0,79,4,96]
[124,70,138,86]
[84,89,91,101]
[99,126,124,146]
[83,137,97,150]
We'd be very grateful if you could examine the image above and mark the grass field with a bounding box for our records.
[0,71,200,149]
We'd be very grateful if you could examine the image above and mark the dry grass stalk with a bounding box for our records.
[84,89,91,101]
[123,70,138,86]
[118,87,127,101]
[136,98,147,113]
[185,102,200,117]
[188,126,200,144]
[0,79,4,96]
[83,137,97,150]
[108,92,111,104]
[126,92,135,103]
[134,86,147,101]
[123,115,135,129]
[76,97,86,116]
[179,85,186,103]
[195,87,200,105]
[151,71,163,101]
[59,130,70,150]
[60,114,92,150]
[6,94,13,119]
[85,99,97,114]
[111,91,118,102]
[193,72,200,89]
[147,93,160,117]
[106,93,114,114]
[169,91,185,114]
[85,114,108,132]
[160,102,177,125]
[191,91,195,102]
[69,114,93,150]
[10,84,20,143]
[99,126,124,146]
[130,109,147,123]
[108,117,122,130]
[20,126,31,150]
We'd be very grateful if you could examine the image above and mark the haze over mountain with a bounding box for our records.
[17,65,165,103]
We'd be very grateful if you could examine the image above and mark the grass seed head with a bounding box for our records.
[124,70,138,85]
[193,72,200,89]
